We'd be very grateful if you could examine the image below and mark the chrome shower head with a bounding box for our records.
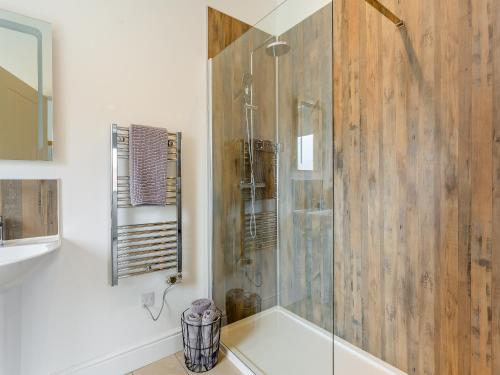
[265,40,290,57]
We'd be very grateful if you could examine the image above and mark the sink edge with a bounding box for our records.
[0,236,61,267]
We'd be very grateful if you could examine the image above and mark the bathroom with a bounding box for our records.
[0,0,498,374]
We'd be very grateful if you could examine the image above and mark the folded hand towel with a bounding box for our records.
[129,124,169,206]
[184,310,202,324]
[183,310,203,365]
[202,308,220,356]
[202,308,219,323]
[191,298,215,315]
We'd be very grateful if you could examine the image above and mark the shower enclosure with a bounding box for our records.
[210,0,500,373]
[209,0,333,374]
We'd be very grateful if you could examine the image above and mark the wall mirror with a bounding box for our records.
[0,9,53,161]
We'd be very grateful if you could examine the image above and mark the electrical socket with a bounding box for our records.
[141,292,155,308]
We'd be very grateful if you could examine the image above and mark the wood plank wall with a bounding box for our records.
[333,0,500,373]
[0,180,58,240]
[208,8,251,59]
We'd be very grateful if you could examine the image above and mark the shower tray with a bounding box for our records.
[220,307,333,375]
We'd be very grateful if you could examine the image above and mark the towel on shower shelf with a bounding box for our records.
[128,124,169,206]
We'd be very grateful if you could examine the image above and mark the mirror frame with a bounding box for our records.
[0,17,44,150]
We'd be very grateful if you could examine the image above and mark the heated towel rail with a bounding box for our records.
[111,124,182,286]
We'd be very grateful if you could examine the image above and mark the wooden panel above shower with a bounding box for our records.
[208,7,251,59]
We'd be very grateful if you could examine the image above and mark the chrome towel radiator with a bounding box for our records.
[111,124,182,286]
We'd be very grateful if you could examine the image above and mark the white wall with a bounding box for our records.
[274,0,330,34]
[0,1,278,374]
[256,0,331,36]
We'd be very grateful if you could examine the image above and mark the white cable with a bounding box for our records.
[144,284,175,322]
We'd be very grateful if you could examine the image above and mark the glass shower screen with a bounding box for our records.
[210,1,333,373]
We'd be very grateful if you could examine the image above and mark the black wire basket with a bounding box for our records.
[181,308,222,372]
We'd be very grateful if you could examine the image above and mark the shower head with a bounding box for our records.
[265,40,290,57]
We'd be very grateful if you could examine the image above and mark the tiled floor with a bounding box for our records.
[130,351,242,375]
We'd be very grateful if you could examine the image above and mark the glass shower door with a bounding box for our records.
[211,26,278,326]
[210,1,333,374]
[277,3,333,333]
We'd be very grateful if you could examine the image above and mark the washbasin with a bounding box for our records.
[0,236,60,290]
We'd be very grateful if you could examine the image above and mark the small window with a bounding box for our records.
[297,134,314,171]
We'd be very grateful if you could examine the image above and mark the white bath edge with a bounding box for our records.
[334,336,408,375]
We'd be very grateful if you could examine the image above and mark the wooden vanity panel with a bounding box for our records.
[0,180,58,240]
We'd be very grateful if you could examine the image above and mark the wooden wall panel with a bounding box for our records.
[334,0,500,374]
[0,180,58,240]
[492,2,500,375]
[208,8,251,59]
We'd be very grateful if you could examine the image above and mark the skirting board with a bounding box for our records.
[53,328,183,375]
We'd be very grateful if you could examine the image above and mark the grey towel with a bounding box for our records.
[202,308,220,356]
[183,310,202,365]
[184,309,202,325]
[129,124,169,206]
[191,299,215,315]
